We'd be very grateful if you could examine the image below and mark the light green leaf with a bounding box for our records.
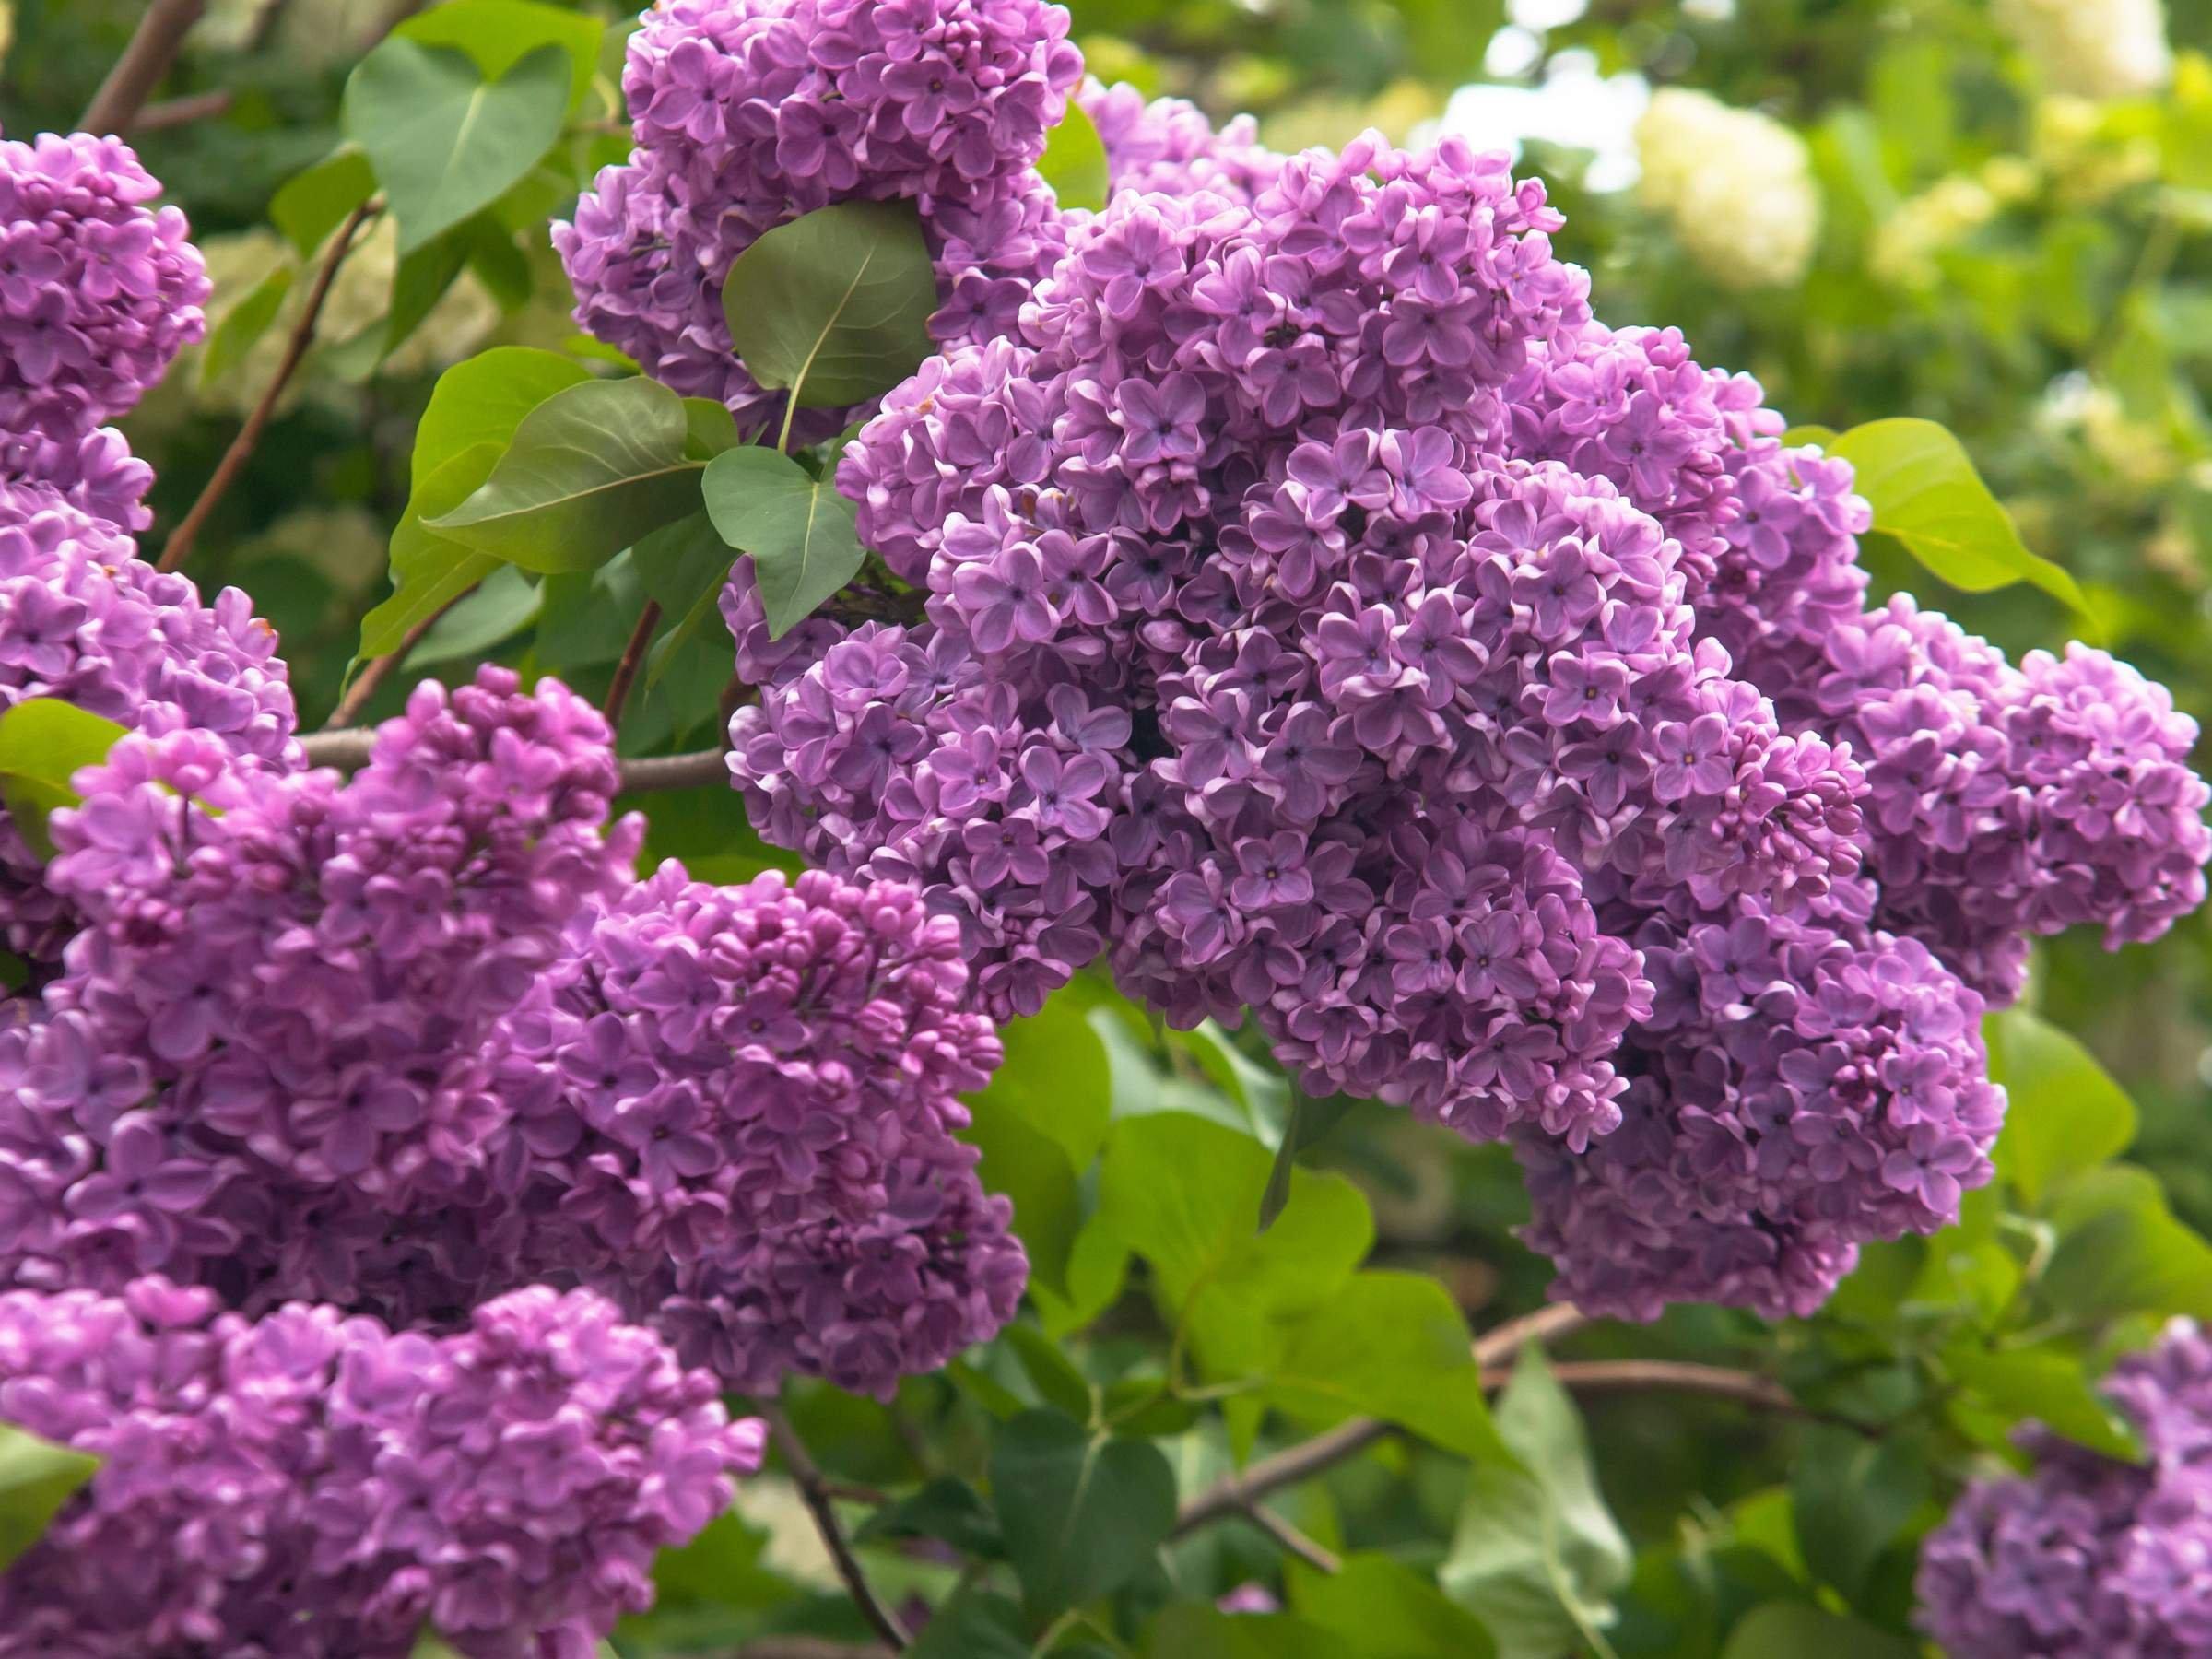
[404,563,541,671]
[0,700,131,862]
[1718,1603,1915,1659]
[720,200,938,409]
[199,264,294,388]
[1829,418,2088,611]
[1289,1553,1498,1658]
[2042,1164,2212,1323]
[394,0,604,110]
[1989,1007,2137,1207]
[1143,1608,1341,1659]
[270,147,378,258]
[0,1420,99,1569]
[1039,101,1111,211]
[342,40,570,254]
[988,1409,1177,1621]
[1443,1348,1631,1659]
[1789,1424,1928,1601]
[965,994,1113,1292]
[1945,1345,2144,1463]
[428,376,704,571]
[700,445,867,635]
[1259,1088,1356,1231]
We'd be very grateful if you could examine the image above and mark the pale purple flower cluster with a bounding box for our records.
[0,1277,761,1658]
[555,0,1082,429]
[483,861,1027,1399]
[1918,1319,2212,1655]
[0,132,209,444]
[0,478,297,969]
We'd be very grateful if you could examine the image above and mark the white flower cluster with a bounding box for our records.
[1995,0,2171,100]
[1634,88,1819,290]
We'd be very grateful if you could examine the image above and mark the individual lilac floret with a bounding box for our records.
[0,477,296,968]
[1516,875,2004,1320]
[0,1277,762,1659]
[1078,78,1284,205]
[1918,1318,2212,1656]
[555,0,1082,429]
[482,860,1028,1398]
[0,668,637,1306]
[0,132,209,444]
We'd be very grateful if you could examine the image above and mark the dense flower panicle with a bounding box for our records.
[555,0,1082,429]
[1994,0,2172,100]
[0,1278,762,1659]
[1633,89,1820,289]
[1918,1318,2212,1655]
[0,423,154,530]
[0,132,210,445]
[0,667,636,1307]
[482,861,1027,1398]
[1078,78,1284,206]
[1518,874,2005,1320]
[0,478,297,966]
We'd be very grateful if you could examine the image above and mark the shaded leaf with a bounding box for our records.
[404,563,540,671]
[855,1476,1006,1559]
[989,1409,1177,1621]
[1790,1424,1928,1601]
[1945,1345,2144,1463]
[632,512,735,694]
[701,445,866,635]
[270,147,377,258]
[1718,1603,1915,1658]
[1988,1007,2137,1207]
[1289,1553,1498,1658]
[199,263,293,388]
[1259,1088,1357,1231]
[0,1420,99,1570]
[908,1589,1032,1659]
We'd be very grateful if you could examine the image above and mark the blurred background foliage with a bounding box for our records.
[6,2,2212,1653]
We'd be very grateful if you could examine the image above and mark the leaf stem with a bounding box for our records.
[323,588,470,731]
[157,201,380,575]
[764,1403,911,1652]
[603,600,663,734]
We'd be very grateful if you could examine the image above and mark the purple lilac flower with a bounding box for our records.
[1918,1319,2212,1656]
[0,1277,761,1658]
[0,133,209,446]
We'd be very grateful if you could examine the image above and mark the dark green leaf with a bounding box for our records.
[720,201,938,408]
[200,264,294,388]
[854,1476,1006,1559]
[1289,1553,1498,1658]
[270,147,378,258]
[633,512,736,693]
[1829,418,2088,611]
[1142,1607,1341,1659]
[342,40,570,254]
[394,0,605,109]
[1989,1007,2137,1206]
[1789,1424,1927,1601]
[700,445,867,635]
[0,700,130,862]
[404,564,541,671]
[0,1420,99,1570]
[428,376,704,572]
[907,1589,1031,1659]
[1259,1088,1357,1231]
[2042,1165,2212,1323]
[1718,1603,1915,1659]
[1442,1347,1630,1658]
[1005,1323,1095,1421]
[1039,102,1111,211]
[988,1409,1177,1621]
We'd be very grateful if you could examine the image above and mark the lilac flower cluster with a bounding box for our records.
[0,478,297,970]
[1918,1318,2212,1655]
[556,0,1082,431]
[485,862,1028,1400]
[0,132,208,446]
[703,69,2209,1315]
[0,1277,761,1658]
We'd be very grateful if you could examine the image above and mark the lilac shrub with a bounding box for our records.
[1917,1318,2212,1654]
[0,1277,762,1658]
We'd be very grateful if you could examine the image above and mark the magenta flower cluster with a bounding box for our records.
[0,131,208,446]
[682,2,2210,1318]
[1918,1318,2212,1655]
[556,0,1082,432]
[0,1277,761,1658]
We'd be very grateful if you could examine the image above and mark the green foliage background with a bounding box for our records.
[6,2,2212,1653]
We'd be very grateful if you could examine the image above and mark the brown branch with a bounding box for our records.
[1472,1301,1585,1367]
[82,0,207,135]
[604,601,662,732]
[763,1405,910,1652]
[1485,1359,1802,1416]
[131,88,235,131]
[1173,1418,1389,1537]
[297,730,732,794]
[1239,1502,1342,1574]
[157,200,377,575]
[323,592,468,731]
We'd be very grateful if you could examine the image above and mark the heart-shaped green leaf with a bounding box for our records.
[988,1408,1176,1622]
[701,445,868,636]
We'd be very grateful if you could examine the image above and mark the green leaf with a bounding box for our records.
[0,700,130,861]
[1143,1607,1341,1659]
[1789,1424,1927,1602]
[0,1420,99,1570]
[428,376,704,572]
[200,264,294,388]
[393,0,605,110]
[632,512,735,694]
[1039,101,1111,211]
[270,147,378,258]
[1718,1603,1915,1659]
[1829,418,2088,611]
[1442,1348,1631,1659]
[700,445,867,635]
[404,563,541,671]
[988,1409,1177,1622]
[854,1476,1006,1559]
[359,347,591,658]
[1782,422,1839,448]
[1945,1345,2144,1463]
[908,1590,1041,1659]
[2042,1164,2212,1323]
[965,992,1113,1293]
[1259,1088,1356,1231]
[1988,1007,2137,1207]
[1289,1554,1498,1658]
[720,200,938,409]
[342,39,570,254]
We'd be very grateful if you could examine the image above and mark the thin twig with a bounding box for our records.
[1238,1502,1342,1574]
[323,592,467,731]
[157,201,378,575]
[242,0,291,51]
[1173,1418,1388,1537]
[82,0,207,135]
[1484,1359,1802,1416]
[604,601,662,731]
[1472,1301,1585,1367]
[764,1405,911,1652]
[130,88,235,131]
[297,730,733,793]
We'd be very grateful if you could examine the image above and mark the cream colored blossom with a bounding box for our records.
[1995,0,2171,100]
[1871,175,2000,289]
[1634,88,1819,290]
